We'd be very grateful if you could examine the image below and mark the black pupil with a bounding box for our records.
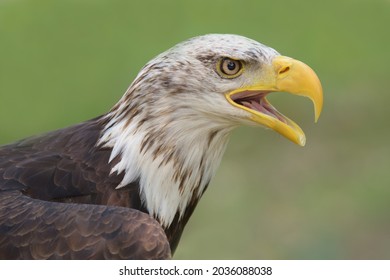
[227,61,236,71]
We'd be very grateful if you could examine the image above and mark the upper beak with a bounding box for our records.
[225,55,323,146]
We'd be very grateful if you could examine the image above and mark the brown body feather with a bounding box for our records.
[0,117,175,259]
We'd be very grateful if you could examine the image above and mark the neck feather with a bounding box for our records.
[99,95,234,228]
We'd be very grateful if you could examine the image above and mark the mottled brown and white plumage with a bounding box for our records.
[0,34,323,259]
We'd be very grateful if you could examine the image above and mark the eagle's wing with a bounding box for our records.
[0,190,171,259]
[0,118,171,259]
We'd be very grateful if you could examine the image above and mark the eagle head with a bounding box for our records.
[99,34,323,228]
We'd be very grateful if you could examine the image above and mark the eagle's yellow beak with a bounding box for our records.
[225,56,323,146]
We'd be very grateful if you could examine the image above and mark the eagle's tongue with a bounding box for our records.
[242,99,288,124]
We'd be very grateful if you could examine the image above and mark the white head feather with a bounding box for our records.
[99,34,279,227]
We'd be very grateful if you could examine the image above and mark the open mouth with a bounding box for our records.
[230,90,290,125]
[225,88,307,146]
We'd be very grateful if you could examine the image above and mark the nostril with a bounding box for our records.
[279,66,290,75]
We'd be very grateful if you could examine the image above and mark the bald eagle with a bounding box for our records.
[0,34,322,259]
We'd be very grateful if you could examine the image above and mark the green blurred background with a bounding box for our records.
[0,0,389,259]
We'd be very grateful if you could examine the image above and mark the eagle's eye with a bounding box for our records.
[218,58,243,78]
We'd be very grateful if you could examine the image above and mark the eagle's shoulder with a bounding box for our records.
[0,116,133,206]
